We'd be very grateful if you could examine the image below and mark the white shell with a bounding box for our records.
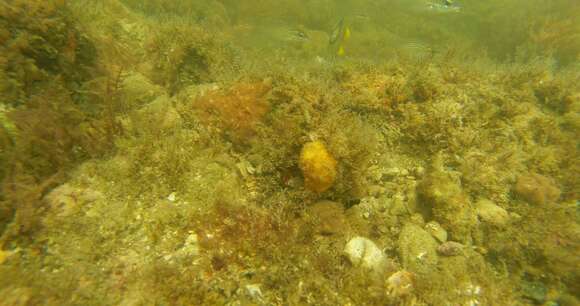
[344,236,386,271]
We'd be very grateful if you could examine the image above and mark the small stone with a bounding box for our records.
[383,167,401,177]
[437,241,464,256]
[476,198,509,227]
[245,284,263,300]
[167,192,177,202]
[386,270,414,298]
[413,166,425,177]
[424,221,448,243]
[172,233,200,260]
[344,236,387,271]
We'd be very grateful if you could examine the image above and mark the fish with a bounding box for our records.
[399,40,434,60]
[284,26,310,43]
[329,18,351,57]
[425,0,461,13]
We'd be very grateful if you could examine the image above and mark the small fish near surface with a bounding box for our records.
[284,27,310,43]
[328,17,351,57]
[426,0,462,13]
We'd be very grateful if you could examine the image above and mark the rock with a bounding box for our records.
[44,184,104,217]
[165,233,200,263]
[308,200,348,236]
[424,221,448,243]
[437,241,464,256]
[161,106,182,130]
[135,95,182,132]
[121,72,165,108]
[476,198,509,227]
[167,192,177,202]
[344,236,387,272]
[514,173,560,205]
[417,162,477,243]
[398,223,438,274]
[386,270,414,298]
[245,284,263,301]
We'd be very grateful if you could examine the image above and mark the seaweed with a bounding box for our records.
[1,0,579,305]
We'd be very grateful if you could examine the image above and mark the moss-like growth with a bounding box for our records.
[1,1,579,305]
[514,172,561,205]
[0,0,96,106]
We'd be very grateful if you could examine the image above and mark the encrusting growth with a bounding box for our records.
[299,141,337,193]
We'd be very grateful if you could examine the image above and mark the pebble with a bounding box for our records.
[424,221,448,243]
[167,192,177,202]
[245,284,263,300]
[476,198,509,227]
[437,241,464,256]
[386,270,414,298]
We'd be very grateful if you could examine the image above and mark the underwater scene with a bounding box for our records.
[0,0,579,305]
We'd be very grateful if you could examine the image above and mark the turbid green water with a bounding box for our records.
[0,1,579,305]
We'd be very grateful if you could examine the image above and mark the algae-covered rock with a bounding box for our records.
[120,72,165,108]
[424,221,448,243]
[476,198,509,227]
[44,184,104,218]
[386,270,414,298]
[308,200,348,236]
[398,223,438,274]
[417,157,477,243]
[514,173,561,205]
[436,241,464,256]
[132,95,182,133]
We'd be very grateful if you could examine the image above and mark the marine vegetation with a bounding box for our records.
[0,0,579,305]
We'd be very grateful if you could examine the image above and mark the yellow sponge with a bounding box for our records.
[299,141,337,193]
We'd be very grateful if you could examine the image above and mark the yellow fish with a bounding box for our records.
[329,18,351,57]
